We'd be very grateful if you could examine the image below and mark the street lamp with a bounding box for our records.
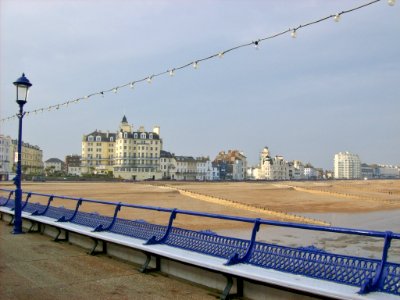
[13,73,32,234]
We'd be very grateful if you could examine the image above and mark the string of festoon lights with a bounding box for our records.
[1,0,396,123]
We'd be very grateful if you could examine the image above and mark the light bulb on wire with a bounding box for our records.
[254,40,260,50]
[130,82,135,89]
[193,61,199,69]
[291,30,297,38]
[334,14,341,22]
[388,0,396,6]
[169,69,175,76]
[147,76,153,83]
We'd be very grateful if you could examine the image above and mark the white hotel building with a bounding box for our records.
[334,151,361,179]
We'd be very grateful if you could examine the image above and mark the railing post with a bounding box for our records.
[359,231,393,294]
[225,218,261,265]
[31,195,54,216]
[21,192,32,210]
[93,203,122,232]
[1,191,14,206]
[57,199,82,222]
[145,209,177,245]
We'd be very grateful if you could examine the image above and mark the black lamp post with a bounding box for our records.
[13,73,32,234]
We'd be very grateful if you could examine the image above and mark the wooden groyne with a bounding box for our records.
[150,184,330,226]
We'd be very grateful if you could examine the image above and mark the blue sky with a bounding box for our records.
[1,0,399,170]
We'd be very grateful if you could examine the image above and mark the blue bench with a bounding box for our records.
[1,189,399,299]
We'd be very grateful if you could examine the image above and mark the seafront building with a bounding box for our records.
[213,150,247,180]
[81,130,116,175]
[256,147,289,180]
[288,160,304,180]
[10,139,44,176]
[65,155,81,176]
[160,151,216,180]
[0,135,13,181]
[196,157,215,181]
[44,158,64,175]
[1,135,44,180]
[81,116,162,180]
[361,163,400,179]
[334,151,361,179]
[160,150,177,180]
[175,156,197,180]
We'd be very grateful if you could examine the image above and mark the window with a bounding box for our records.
[88,136,94,142]
[149,133,153,139]
[96,136,101,142]
[140,133,146,139]
[110,137,114,142]
[134,133,138,139]
[124,132,128,138]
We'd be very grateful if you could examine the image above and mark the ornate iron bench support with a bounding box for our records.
[57,199,82,222]
[145,209,177,245]
[1,191,14,207]
[21,193,32,210]
[31,195,54,216]
[226,218,260,266]
[359,231,393,294]
[93,203,121,232]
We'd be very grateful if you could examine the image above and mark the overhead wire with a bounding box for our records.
[1,0,394,123]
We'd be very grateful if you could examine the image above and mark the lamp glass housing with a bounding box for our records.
[13,73,32,104]
[16,85,29,103]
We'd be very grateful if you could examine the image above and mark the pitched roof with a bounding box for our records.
[160,150,174,158]
[83,131,117,142]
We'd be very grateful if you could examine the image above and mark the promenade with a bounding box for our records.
[0,221,217,300]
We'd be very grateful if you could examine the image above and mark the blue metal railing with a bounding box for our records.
[0,188,399,296]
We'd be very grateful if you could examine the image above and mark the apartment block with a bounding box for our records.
[82,116,162,180]
[334,151,361,179]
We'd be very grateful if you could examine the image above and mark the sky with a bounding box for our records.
[0,0,399,170]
